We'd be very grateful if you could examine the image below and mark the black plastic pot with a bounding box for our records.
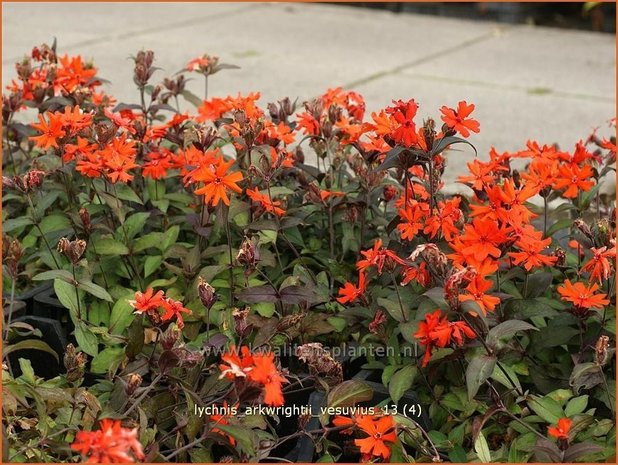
[3,300,27,322]
[2,281,52,315]
[9,315,67,379]
[32,286,74,336]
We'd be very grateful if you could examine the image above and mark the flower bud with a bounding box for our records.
[79,208,92,235]
[197,277,217,310]
[574,218,593,241]
[553,247,567,268]
[383,184,399,202]
[422,118,436,151]
[368,309,387,334]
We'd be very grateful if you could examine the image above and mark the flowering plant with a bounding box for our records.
[2,41,615,463]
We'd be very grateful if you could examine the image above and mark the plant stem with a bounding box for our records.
[125,373,163,416]
[328,204,335,259]
[543,195,548,237]
[390,272,407,322]
[224,207,236,306]
[72,264,82,320]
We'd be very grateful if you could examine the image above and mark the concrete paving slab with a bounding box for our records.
[399,24,615,99]
[2,2,615,193]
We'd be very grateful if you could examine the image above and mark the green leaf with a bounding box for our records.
[327,380,373,409]
[144,255,162,278]
[161,225,180,251]
[491,363,522,393]
[389,365,417,404]
[545,219,573,238]
[109,295,135,335]
[90,347,125,374]
[474,431,491,463]
[253,302,275,318]
[93,237,129,255]
[54,279,80,321]
[114,184,144,205]
[121,212,151,240]
[327,317,346,333]
[3,217,34,233]
[3,339,59,363]
[524,272,553,298]
[33,269,74,283]
[466,355,496,400]
[215,424,257,456]
[377,297,408,322]
[18,359,36,384]
[75,321,99,356]
[38,214,71,234]
[487,320,538,347]
[133,232,165,252]
[77,280,113,301]
[527,395,563,424]
[565,395,588,416]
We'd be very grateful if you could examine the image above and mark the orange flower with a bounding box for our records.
[192,158,243,206]
[580,245,615,283]
[548,417,571,441]
[337,272,367,305]
[248,352,288,407]
[557,279,609,311]
[423,197,463,242]
[354,415,398,460]
[246,187,286,216]
[161,297,192,329]
[219,345,254,380]
[440,101,480,137]
[142,149,174,180]
[71,419,144,463]
[458,159,497,191]
[30,112,66,150]
[332,415,355,435]
[414,309,475,367]
[386,99,418,147]
[397,201,429,241]
[553,163,595,198]
[508,234,557,271]
[457,217,508,263]
[128,288,165,313]
[102,135,138,183]
[357,239,406,274]
[459,275,500,315]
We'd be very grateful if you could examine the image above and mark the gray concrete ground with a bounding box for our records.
[2,2,615,189]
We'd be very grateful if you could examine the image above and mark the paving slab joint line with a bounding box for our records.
[343,26,511,90]
[2,3,261,65]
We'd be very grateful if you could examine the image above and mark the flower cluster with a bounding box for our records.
[70,419,144,463]
[219,345,288,406]
[129,288,192,329]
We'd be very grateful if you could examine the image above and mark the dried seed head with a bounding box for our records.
[161,324,181,350]
[23,170,45,191]
[595,335,611,366]
[57,237,87,264]
[236,236,260,273]
[197,277,217,310]
[552,247,567,268]
[422,118,436,151]
[63,344,87,382]
[295,343,343,383]
[126,373,143,396]
[574,218,593,240]
[232,307,252,337]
